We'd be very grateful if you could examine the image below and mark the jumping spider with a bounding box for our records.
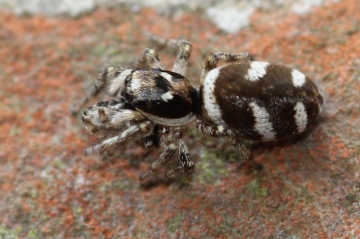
[78,36,323,180]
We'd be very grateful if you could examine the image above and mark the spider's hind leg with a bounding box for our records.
[197,120,260,170]
[229,137,264,171]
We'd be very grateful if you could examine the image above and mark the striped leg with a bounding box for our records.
[72,47,163,116]
[140,127,194,179]
[84,121,155,155]
[166,140,194,178]
[145,33,192,75]
[136,48,163,70]
[139,142,177,180]
[197,120,257,168]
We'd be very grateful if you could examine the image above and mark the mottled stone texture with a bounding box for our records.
[0,0,359,238]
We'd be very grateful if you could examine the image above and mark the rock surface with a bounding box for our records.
[0,0,333,33]
[0,0,359,238]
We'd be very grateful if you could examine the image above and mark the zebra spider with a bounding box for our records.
[79,36,323,180]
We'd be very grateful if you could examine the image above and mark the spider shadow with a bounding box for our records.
[228,116,327,173]
[139,174,193,191]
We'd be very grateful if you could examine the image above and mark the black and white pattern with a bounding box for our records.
[248,101,276,141]
[245,61,269,81]
[294,101,308,133]
[201,62,323,142]
[78,36,323,180]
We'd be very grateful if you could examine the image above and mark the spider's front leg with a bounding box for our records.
[72,47,163,115]
[139,128,194,180]
[81,99,160,156]
[85,120,155,156]
[71,65,123,115]
[81,99,145,137]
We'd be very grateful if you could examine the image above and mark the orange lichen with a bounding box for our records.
[0,0,359,237]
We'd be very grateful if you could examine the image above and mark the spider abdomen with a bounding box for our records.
[200,62,323,141]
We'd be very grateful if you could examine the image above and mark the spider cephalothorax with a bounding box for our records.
[78,36,323,179]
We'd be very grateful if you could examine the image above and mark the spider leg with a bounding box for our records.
[82,99,145,138]
[139,141,177,180]
[229,138,253,162]
[197,120,253,162]
[139,126,194,179]
[145,33,192,75]
[71,65,122,115]
[135,48,163,70]
[72,36,172,115]
[230,138,263,170]
[139,127,180,179]
[84,121,155,155]
[166,139,194,178]
[141,126,169,148]
[200,52,253,84]
[171,40,192,75]
[197,120,227,137]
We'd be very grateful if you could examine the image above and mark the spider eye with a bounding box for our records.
[122,89,133,101]
[125,75,131,83]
